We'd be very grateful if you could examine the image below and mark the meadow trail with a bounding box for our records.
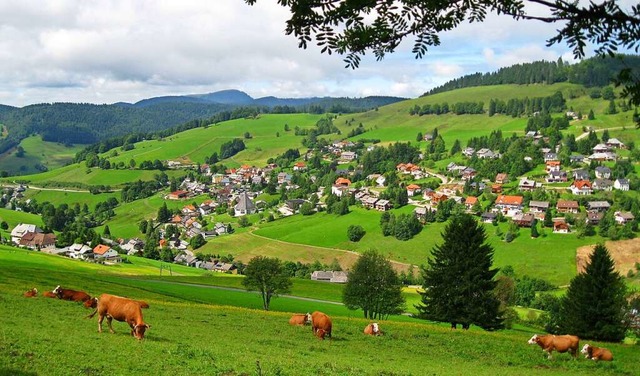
[575,126,625,140]
[124,278,345,305]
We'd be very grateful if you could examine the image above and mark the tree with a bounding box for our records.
[588,109,595,120]
[347,224,366,242]
[242,256,292,311]
[189,234,206,250]
[246,0,640,105]
[157,203,171,223]
[342,250,405,320]
[559,244,627,341]
[417,213,503,330]
[103,225,111,238]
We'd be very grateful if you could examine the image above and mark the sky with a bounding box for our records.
[0,0,631,107]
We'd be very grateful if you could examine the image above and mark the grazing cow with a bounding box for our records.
[289,313,311,326]
[84,297,149,310]
[581,344,613,361]
[311,311,332,340]
[53,285,92,303]
[43,291,58,298]
[364,323,381,336]
[528,334,580,359]
[23,288,37,297]
[87,293,150,340]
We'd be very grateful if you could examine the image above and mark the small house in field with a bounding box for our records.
[311,271,348,283]
[234,192,256,216]
[168,190,188,200]
[93,244,121,262]
[464,196,478,211]
[406,184,422,197]
[553,221,570,234]
[10,223,43,245]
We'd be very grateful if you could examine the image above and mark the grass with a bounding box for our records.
[0,135,84,175]
[1,246,638,375]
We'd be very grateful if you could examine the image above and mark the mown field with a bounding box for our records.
[0,135,84,176]
[2,247,639,376]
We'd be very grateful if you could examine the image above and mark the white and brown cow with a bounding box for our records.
[289,313,311,326]
[364,322,381,336]
[528,334,580,359]
[23,288,37,297]
[87,293,150,340]
[581,344,613,361]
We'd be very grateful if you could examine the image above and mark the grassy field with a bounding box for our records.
[0,135,84,176]
[2,247,638,376]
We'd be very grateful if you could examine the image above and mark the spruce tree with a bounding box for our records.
[417,213,503,330]
[559,244,627,341]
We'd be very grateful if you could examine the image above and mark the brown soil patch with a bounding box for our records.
[576,238,640,275]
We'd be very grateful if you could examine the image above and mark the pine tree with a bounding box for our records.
[559,244,627,341]
[417,213,503,330]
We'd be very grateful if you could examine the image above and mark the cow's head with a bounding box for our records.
[315,329,327,340]
[304,312,312,325]
[527,334,540,345]
[84,297,98,309]
[372,323,379,334]
[581,344,592,358]
[53,285,61,294]
[131,323,150,340]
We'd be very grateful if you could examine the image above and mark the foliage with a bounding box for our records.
[417,213,503,330]
[347,225,366,242]
[342,250,405,320]
[559,244,628,342]
[189,234,207,250]
[242,256,292,310]
[219,138,246,159]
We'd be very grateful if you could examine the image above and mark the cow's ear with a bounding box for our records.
[145,324,151,329]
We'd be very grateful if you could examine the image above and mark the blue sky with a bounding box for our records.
[0,0,631,107]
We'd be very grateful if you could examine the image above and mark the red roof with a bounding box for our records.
[335,178,351,186]
[294,161,306,167]
[406,184,421,190]
[573,180,592,189]
[465,196,478,205]
[93,244,111,255]
[495,195,523,206]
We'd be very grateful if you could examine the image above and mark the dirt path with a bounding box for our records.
[575,126,625,141]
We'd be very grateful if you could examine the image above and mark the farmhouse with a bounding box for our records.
[93,244,120,262]
[331,177,352,197]
[556,200,579,214]
[311,271,348,283]
[595,166,612,179]
[528,201,549,213]
[406,184,422,197]
[587,201,611,212]
[592,179,613,191]
[10,223,43,245]
[570,180,593,195]
[494,195,523,215]
[512,212,535,228]
[553,221,571,234]
[518,178,536,192]
[234,192,256,216]
[168,190,188,200]
[614,211,635,225]
[495,173,508,184]
[18,232,56,250]
[464,196,478,211]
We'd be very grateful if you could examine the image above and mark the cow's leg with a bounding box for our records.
[98,314,105,333]
[107,316,115,334]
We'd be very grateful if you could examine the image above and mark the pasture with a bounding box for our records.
[1,247,638,376]
[0,135,84,176]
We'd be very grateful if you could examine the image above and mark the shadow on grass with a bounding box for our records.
[0,369,38,376]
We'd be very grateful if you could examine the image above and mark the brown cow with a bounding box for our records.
[311,311,332,340]
[43,291,58,298]
[23,288,37,297]
[53,285,92,303]
[364,322,381,336]
[84,296,149,310]
[87,293,150,340]
[528,334,580,359]
[289,313,311,326]
[581,344,613,361]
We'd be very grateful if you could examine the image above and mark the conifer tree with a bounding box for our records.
[559,244,627,341]
[417,213,503,330]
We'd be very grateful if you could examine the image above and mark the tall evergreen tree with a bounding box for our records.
[417,213,503,330]
[559,244,627,341]
[343,250,405,320]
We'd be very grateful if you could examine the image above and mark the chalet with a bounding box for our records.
[234,192,257,216]
[544,152,558,162]
[331,177,352,197]
[556,200,579,214]
[476,148,498,159]
[213,262,237,274]
[175,252,199,267]
[431,193,449,204]
[93,244,120,261]
[586,211,604,225]
[481,212,497,223]
[469,181,486,191]
[375,199,391,212]
[406,184,422,197]
[546,170,568,183]
[311,271,348,283]
[423,133,434,141]
[572,169,590,181]
[18,232,56,250]
[121,238,144,256]
[553,221,571,234]
[10,223,43,245]
[592,179,613,191]
[214,222,228,236]
[592,143,611,153]
[569,154,586,164]
[606,138,625,149]
[491,184,503,194]
[414,207,429,222]
[614,211,635,225]
[293,161,307,171]
[340,151,357,161]
[277,172,292,184]
[588,152,617,162]
[182,204,197,216]
[595,166,612,179]
[461,167,477,181]
[495,173,508,184]
[168,190,188,200]
[494,195,524,213]
[570,180,593,195]
[513,212,535,228]
[68,243,94,259]
[545,160,561,173]
[363,196,379,209]
[587,201,611,212]
[528,201,549,213]
[285,199,307,212]
[464,196,479,211]
[462,147,475,157]
[614,178,630,191]
[518,178,536,192]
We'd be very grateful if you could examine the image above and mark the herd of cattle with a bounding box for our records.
[23,287,614,361]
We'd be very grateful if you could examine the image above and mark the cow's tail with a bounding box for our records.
[86,309,98,319]
[137,300,150,309]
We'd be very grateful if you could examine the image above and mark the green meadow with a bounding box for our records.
[0,135,84,175]
[1,247,638,376]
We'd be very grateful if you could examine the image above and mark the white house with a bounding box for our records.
[10,223,43,245]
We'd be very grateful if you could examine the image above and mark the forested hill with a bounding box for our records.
[423,55,640,96]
